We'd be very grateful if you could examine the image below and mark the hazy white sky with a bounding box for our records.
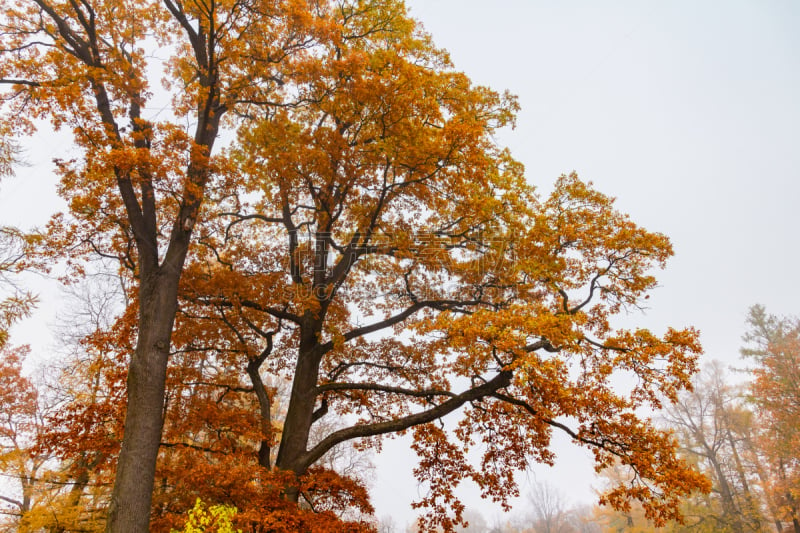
[1,0,799,528]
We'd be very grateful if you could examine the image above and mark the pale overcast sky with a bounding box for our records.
[1,1,799,528]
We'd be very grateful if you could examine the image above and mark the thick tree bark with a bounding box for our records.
[105,191,216,532]
[275,324,324,476]
[106,270,181,532]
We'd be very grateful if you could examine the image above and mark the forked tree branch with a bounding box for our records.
[296,369,513,472]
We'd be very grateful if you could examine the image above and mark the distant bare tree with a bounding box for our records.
[378,514,398,533]
[566,505,602,533]
[527,481,572,533]
[662,362,765,532]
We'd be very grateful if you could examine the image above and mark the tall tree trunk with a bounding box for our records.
[275,347,322,473]
[275,320,325,501]
[103,63,220,529]
[106,270,181,532]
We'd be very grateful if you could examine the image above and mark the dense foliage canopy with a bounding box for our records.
[0,1,709,531]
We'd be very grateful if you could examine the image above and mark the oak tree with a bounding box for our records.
[2,0,709,530]
[171,5,706,528]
